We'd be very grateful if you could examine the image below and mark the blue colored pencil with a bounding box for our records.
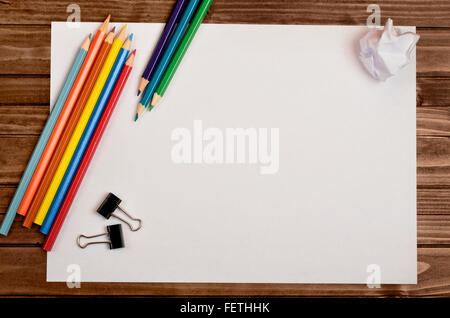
[0,36,90,236]
[135,0,200,121]
[40,35,133,234]
[137,0,188,96]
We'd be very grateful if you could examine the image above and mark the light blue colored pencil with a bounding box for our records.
[0,36,90,236]
[135,0,200,121]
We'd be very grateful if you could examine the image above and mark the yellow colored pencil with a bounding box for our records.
[34,25,127,225]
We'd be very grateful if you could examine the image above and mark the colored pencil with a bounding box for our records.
[0,36,90,236]
[43,51,136,250]
[137,0,187,96]
[23,29,115,228]
[41,35,133,234]
[34,25,127,225]
[135,0,200,121]
[151,0,214,108]
[17,16,110,218]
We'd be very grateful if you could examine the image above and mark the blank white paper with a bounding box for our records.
[47,22,417,283]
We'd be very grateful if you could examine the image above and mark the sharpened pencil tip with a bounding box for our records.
[137,91,141,96]
[110,26,116,33]
[134,114,138,121]
[129,33,134,41]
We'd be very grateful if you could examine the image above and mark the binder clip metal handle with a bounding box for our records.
[77,224,125,249]
[97,192,142,232]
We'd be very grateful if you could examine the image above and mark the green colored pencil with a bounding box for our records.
[150,0,214,108]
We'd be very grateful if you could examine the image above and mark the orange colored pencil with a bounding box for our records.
[22,29,115,228]
[17,16,110,217]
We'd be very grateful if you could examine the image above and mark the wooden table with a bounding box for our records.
[0,0,449,297]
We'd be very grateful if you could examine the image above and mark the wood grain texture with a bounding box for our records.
[1,136,449,186]
[0,136,37,184]
[0,106,48,135]
[1,0,450,27]
[0,77,49,105]
[417,136,450,187]
[417,107,450,136]
[417,188,450,215]
[418,215,450,245]
[417,77,450,107]
[0,26,50,75]
[417,29,450,77]
[0,247,447,296]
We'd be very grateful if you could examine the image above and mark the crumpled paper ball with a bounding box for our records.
[359,18,420,81]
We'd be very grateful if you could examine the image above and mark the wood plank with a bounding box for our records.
[0,135,37,185]
[1,105,447,136]
[0,27,449,76]
[1,136,449,186]
[417,136,450,187]
[0,186,14,211]
[418,215,450,245]
[0,106,48,135]
[417,29,450,77]
[417,107,450,136]
[0,26,50,75]
[418,188,450,215]
[0,77,49,105]
[417,78,450,107]
[0,214,448,246]
[0,247,446,296]
[0,218,43,245]
[1,0,450,27]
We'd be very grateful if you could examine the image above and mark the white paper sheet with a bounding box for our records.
[47,22,417,284]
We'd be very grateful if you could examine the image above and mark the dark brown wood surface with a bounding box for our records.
[0,0,449,297]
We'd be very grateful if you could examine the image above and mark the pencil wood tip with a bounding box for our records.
[126,49,136,66]
[138,78,149,93]
[116,25,127,41]
[136,103,146,120]
[150,93,162,108]
[101,14,111,32]
[122,35,132,50]
[81,35,91,50]
[105,29,115,43]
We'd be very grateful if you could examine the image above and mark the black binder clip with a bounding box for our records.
[77,224,125,249]
[97,192,142,231]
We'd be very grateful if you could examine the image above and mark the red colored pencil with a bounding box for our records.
[43,50,136,251]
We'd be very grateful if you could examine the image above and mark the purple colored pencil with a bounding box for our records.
[137,0,188,95]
